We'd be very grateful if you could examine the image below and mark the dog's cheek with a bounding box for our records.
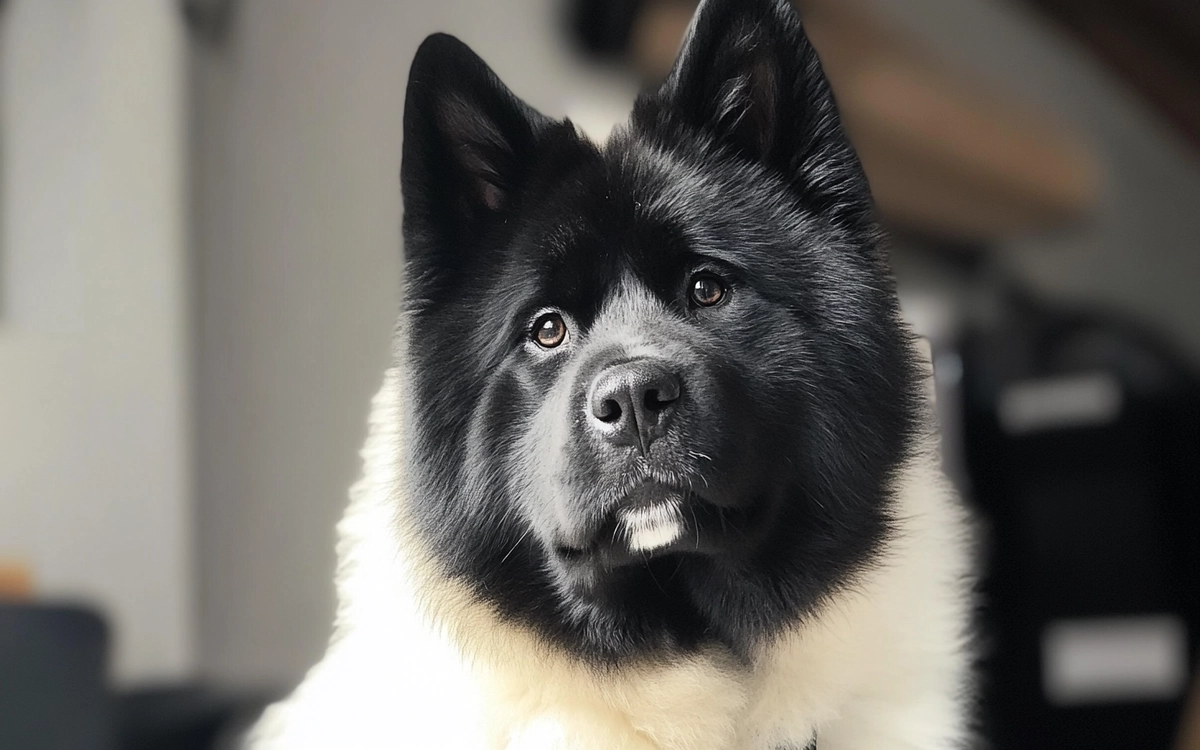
[511,369,585,544]
[730,315,816,474]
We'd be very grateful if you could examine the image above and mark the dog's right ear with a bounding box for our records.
[401,34,549,260]
[637,0,873,235]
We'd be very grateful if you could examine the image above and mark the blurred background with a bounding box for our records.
[1,0,1197,748]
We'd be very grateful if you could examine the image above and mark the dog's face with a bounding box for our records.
[399,0,923,660]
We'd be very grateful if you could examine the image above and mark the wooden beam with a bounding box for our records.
[1020,0,1200,152]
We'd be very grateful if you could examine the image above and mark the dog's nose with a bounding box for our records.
[589,359,681,453]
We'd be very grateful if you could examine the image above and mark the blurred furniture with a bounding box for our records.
[0,602,272,750]
[960,294,1200,750]
[569,0,1102,241]
[0,603,114,750]
[117,684,272,750]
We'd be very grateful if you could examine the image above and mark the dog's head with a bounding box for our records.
[399,0,923,659]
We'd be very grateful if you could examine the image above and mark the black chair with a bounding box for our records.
[0,602,115,750]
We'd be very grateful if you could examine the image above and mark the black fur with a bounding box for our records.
[398,0,924,664]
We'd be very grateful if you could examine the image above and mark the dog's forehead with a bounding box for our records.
[530,141,729,260]
[508,155,680,307]
[547,134,801,265]
[509,131,812,327]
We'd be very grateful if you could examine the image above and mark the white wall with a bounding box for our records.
[0,1,193,683]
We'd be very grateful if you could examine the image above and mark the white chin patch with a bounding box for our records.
[618,501,683,552]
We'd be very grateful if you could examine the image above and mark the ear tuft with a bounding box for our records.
[434,92,517,211]
[709,34,781,161]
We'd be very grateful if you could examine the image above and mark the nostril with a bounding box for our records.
[643,374,681,413]
[597,398,622,423]
[643,389,675,413]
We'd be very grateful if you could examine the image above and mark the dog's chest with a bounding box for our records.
[471,638,836,750]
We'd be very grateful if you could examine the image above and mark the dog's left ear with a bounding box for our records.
[640,0,871,229]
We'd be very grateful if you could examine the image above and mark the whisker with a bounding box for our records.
[499,527,532,565]
[689,504,700,549]
[645,554,666,594]
[664,554,686,586]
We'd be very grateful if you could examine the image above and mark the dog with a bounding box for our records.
[246,0,974,747]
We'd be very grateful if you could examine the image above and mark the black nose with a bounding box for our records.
[588,359,682,453]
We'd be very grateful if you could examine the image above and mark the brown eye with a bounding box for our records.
[532,312,567,348]
[690,275,727,307]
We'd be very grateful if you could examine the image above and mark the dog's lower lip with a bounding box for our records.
[619,482,689,509]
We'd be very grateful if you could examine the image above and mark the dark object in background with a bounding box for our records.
[0,603,114,750]
[0,602,272,750]
[117,684,272,750]
[567,0,643,58]
[181,0,238,46]
[960,294,1200,750]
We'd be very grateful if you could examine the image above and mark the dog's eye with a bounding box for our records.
[532,313,568,348]
[690,275,727,307]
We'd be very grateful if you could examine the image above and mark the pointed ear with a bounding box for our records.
[641,0,871,228]
[402,34,549,253]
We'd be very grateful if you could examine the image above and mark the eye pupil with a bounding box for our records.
[691,276,726,307]
[533,313,567,348]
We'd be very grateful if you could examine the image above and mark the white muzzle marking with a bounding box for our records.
[617,501,684,552]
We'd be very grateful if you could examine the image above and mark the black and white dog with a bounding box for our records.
[248,0,974,746]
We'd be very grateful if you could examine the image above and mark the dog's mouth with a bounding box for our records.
[554,482,752,569]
